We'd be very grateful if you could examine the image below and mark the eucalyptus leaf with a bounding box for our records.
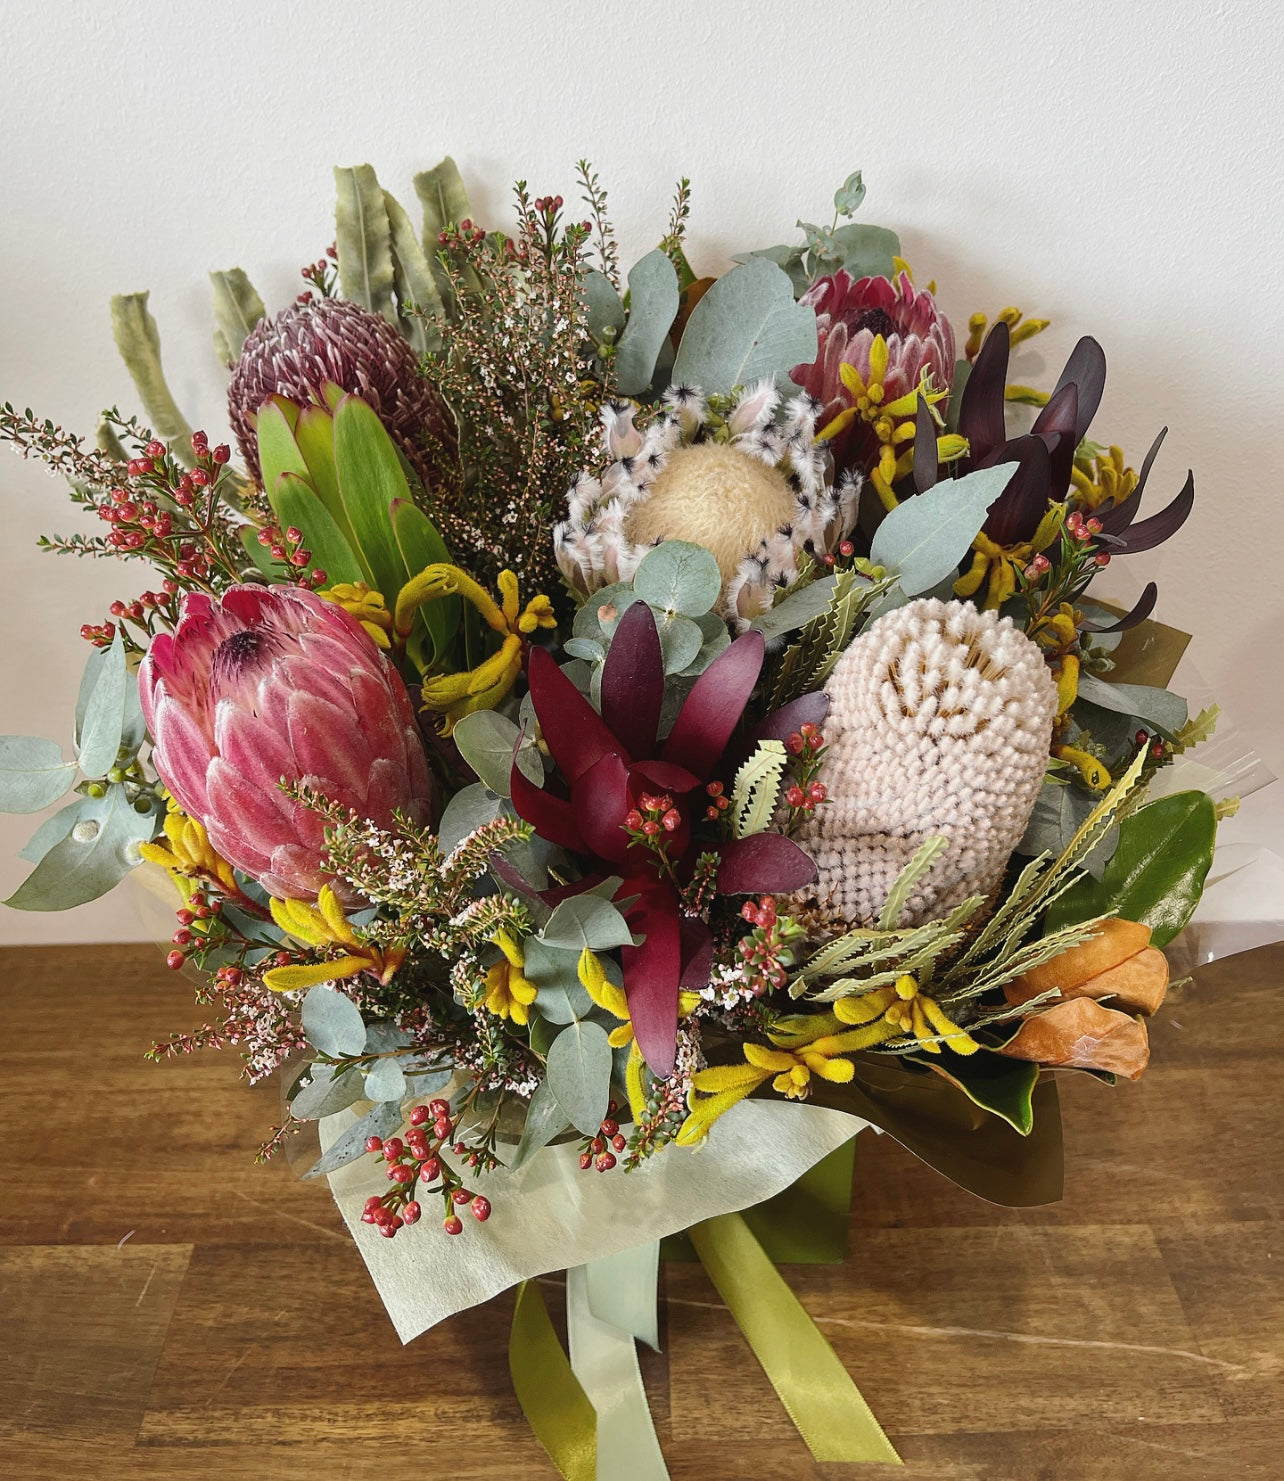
[562,637,605,663]
[829,223,901,279]
[657,613,705,675]
[542,894,636,952]
[304,1099,403,1179]
[4,784,154,909]
[209,267,265,365]
[301,984,367,1058]
[678,611,732,675]
[524,937,594,1024]
[1074,672,1188,737]
[546,1019,613,1135]
[452,710,542,798]
[18,797,94,863]
[363,1056,408,1103]
[506,1078,570,1170]
[583,269,626,343]
[290,1062,366,1120]
[833,171,867,218]
[633,541,721,617]
[0,737,77,813]
[670,257,817,395]
[76,631,129,778]
[731,245,810,297]
[869,464,1015,595]
[614,250,680,396]
[436,783,502,855]
[334,164,396,322]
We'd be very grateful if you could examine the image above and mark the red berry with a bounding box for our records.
[144,440,165,459]
[420,1157,442,1183]
[611,1134,626,1151]
[434,1118,452,1140]
[661,809,681,832]
[389,1164,414,1185]
[579,1152,593,1170]
[213,444,230,464]
[838,539,855,557]
[786,733,805,755]
[595,1153,616,1172]
[808,782,827,803]
[641,819,661,836]
[443,1215,464,1235]
[624,809,643,830]
[378,1221,398,1238]
[382,1137,404,1159]
[705,780,724,798]
[428,1099,451,1118]
[1094,552,1111,567]
[452,1187,471,1205]
[600,1119,619,1137]
[470,1195,491,1222]
[402,1201,421,1225]
[786,784,806,807]
[165,950,185,970]
[409,1104,431,1126]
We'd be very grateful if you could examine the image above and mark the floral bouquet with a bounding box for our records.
[1,159,1232,1471]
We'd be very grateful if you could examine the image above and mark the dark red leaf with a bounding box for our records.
[599,600,663,759]
[488,855,606,906]
[662,629,764,777]
[717,833,818,894]
[526,645,618,784]
[1048,336,1106,443]
[622,884,682,1076]
[723,691,831,778]
[912,392,938,492]
[1097,428,1168,536]
[630,759,702,795]
[1111,470,1194,553]
[981,436,1052,546]
[679,919,714,989]
[1031,383,1078,500]
[1080,582,1158,633]
[509,762,586,853]
[958,322,1010,464]
[571,751,634,866]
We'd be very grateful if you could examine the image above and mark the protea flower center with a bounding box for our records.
[622,444,797,584]
[227,298,442,488]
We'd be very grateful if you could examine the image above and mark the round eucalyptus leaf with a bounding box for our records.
[634,541,722,617]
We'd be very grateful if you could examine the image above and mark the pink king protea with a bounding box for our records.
[792,269,956,476]
[139,584,433,901]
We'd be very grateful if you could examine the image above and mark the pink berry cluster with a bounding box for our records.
[702,779,731,823]
[737,895,806,995]
[362,1100,493,1238]
[298,243,338,303]
[253,520,329,589]
[576,1102,627,1173]
[623,791,682,877]
[164,891,221,970]
[813,537,858,571]
[783,723,828,820]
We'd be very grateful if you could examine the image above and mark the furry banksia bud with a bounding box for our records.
[797,598,1057,926]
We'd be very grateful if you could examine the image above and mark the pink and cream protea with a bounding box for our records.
[139,584,433,902]
[791,270,956,475]
[553,383,860,623]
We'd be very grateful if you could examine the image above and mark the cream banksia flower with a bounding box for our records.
[553,382,860,621]
[797,598,1056,925]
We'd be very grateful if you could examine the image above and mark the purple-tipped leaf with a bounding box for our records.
[630,759,702,796]
[981,436,1053,546]
[1080,582,1158,633]
[509,761,586,853]
[1031,382,1078,500]
[958,322,1010,464]
[1047,336,1106,443]
[679,918,714,989]
[717,833,818,894]
[662,629,765,777]
[1110,470,1195,553]
[1097,428,1168,536]
[526,645,619,784]
[600,600,663,758]
[912,393,939,492]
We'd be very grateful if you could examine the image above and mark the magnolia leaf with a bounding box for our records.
[614,250,680,396]
[453,709,542,798]
[732,740,789,839]
[546,1019,613,1135]
[4,784,154,909]
[301,984,367,1058]
[671,257,817,395]
[542,894,636,952]
[869,464,1015,595]
[290,1062,366,1120]
[304,1099,403,1179]
[909,1051,1040,1136]
[109,292,195,460]
[879,836,949,930]
[334,164,396,322]
[0,737,77,813]
[633,541,722,617]
[507,1077,570,1170]
[209,267,265,365]
[1074,672,1189,737]
[1045,790,1217,948]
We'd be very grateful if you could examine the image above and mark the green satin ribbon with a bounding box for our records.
[689,1211,903,1466]
[509,1280,596,1481]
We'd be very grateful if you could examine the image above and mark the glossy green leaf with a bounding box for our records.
[109,292,195,462]
[390,498,457,661]
[671,257,818,395]
[274,474,364,588]
[293,404,357,550]
[333,164,396,322]
[331,395,411,605]
[301,984,367,1058]
[76,631,129,779]
[869,464,1014,595]
[907,1051,1040,1136]
[1045,790,1217,947]
[0,736,76,813]
[4,784,154,908]
[452,709,542,798]
[209,267,265,365]
[257,400,309,521]
[239,524,279,579]
[614,250,681,396]
[546,1019,613,1135]
[633,540,722,617]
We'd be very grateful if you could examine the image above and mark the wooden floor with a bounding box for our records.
[0,941,1280,1480]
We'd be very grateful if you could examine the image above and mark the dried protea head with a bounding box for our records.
[797,598,1056,926]
[227,299,442,487]
[553,382,860,622]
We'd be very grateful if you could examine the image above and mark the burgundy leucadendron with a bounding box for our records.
[139,584,434,902]
[509,601,824,1076]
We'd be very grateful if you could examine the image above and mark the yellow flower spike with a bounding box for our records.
[892,255,914,282]
[964,313,988,361]
[265,887,404,991]
[482,930,538,1025]
[1004,384,1052,407]
[868,334,890,389]
[918,996,981,1055]
[936,433,969,464]
[1010,317,1050,346]
[319,581,393,649]
[497,569,522,627]
[625,1041,648,1122]
[1053,742,1112,791]
[578,948,630,1021]
[517,593,557,635]
[1031,504,1065,552]
[139,803,239,897]
[1054,653,1080,715]
[838,361,868,400]
[997,307,1023,327]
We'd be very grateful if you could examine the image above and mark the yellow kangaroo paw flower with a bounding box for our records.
[264,956,371,992]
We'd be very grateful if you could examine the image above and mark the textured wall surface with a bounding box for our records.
[2,0,1280,941]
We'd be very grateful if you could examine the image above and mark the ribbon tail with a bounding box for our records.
[568,1243,669,1481]
[509,1280,597,1481]
[688,1212,903,1466]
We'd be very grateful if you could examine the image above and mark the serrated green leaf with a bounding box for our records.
[76,631,129,779]
[546,1019,613,1135]
[732,740,788,840]
[869,464,1015,595]
[274,473,364,588]
[209,267,265,365]
[304,1100,403,1179]
[331,395,412,603]
[384,189,445,353]
[301,984,367,1058]
[4,784,154,909]
[633,540,721,617]
[614,250,681,396]
[0,736,77,813]
[748,574,838,641]
[671,257,817,395]
[879,836,949,930]
[334,164,396,322]
[109,292,195,463]
[390,498,457,662]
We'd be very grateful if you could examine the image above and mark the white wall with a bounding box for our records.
[2,0,1282,942]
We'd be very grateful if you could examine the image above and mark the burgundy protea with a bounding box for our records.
[139,584,433,902]
[792,269,956,475]
[227,298,443,488]
[509,603,822,1075]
